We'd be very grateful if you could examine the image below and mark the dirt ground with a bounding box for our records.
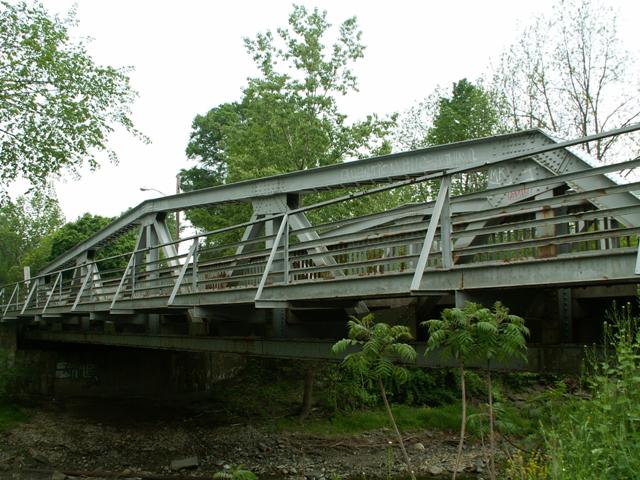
[0,398,486,480]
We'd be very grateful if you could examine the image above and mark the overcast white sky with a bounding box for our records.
[31,0,640,221]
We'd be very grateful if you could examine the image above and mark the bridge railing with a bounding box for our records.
[2,153,640,318]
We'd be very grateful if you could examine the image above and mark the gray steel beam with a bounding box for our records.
[22,330,587,373]
[41,125,640,276]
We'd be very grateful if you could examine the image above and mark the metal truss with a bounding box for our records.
[2,124,640,324]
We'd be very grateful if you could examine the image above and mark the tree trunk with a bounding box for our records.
[453,363,467,480]
[487,369,496,480]
[378,377,415,480]
[299,366,315,421]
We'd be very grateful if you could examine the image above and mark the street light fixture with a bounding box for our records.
[139,186,167,196]
[139,173,181,241]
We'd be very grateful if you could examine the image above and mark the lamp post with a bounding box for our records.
[139,172,181,241]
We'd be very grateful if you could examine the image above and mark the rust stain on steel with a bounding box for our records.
[538,205,558,259]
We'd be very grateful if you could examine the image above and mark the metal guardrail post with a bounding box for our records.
[131,256,136,296]
[192,240,199,290]
[440,179,452,269]
[410,176,452,291]
[283,218,290,284]
[255,214,289,302]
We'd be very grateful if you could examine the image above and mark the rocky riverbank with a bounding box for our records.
[0,398,488,480]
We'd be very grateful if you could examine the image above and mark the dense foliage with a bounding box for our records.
[543,304,640,479]
[181,5,394,236]
[47,213,136,272]
[0,1,144,194]
[0,192,64,285]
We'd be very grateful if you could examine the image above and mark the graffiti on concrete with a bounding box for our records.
[55,362,98,381]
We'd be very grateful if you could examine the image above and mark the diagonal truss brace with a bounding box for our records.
[168,238,200,306]
[255,214,289,303]
[72,263,96,312]
[42,272,62,315]
[410,176,452,291]
[110,228,145,310]
[2,284,18,319]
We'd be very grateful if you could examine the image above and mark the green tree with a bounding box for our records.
[428,79,502,196]
[47,213,136,272]
[181,5,394,235]
[423,305,478,480]
[468,302,529,480]
[426,79,501,146]
[332,314,417,479]
[0,1,144,194]
[493,0,640,161]
[424,302,529,480]
[0,192,64,285]
[394,79,502,200]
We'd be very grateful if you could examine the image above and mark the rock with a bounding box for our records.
[473,458,485,472]
[447,464,465,473]
[428,465,444,476]
[29,449,49,464]
[413,442,425,451]
[51,472,67,480]
[170,456,199,471]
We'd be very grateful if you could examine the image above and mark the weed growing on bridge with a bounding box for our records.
[332,313,417,480]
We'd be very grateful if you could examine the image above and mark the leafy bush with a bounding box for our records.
[544,302,640,479]
[505,451,548,480]
[320,364,380,412]
[388,368,459,406]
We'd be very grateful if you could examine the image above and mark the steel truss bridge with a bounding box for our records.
[2,125,640,372]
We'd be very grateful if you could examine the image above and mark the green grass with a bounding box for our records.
[0,403,28,431]
[275,403,470,436]
[275,401,538,439]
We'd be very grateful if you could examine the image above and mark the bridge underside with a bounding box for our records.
[2,126,640,373]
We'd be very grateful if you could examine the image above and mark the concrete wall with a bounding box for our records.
[0,322,17,351]
[14,345,245,398]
